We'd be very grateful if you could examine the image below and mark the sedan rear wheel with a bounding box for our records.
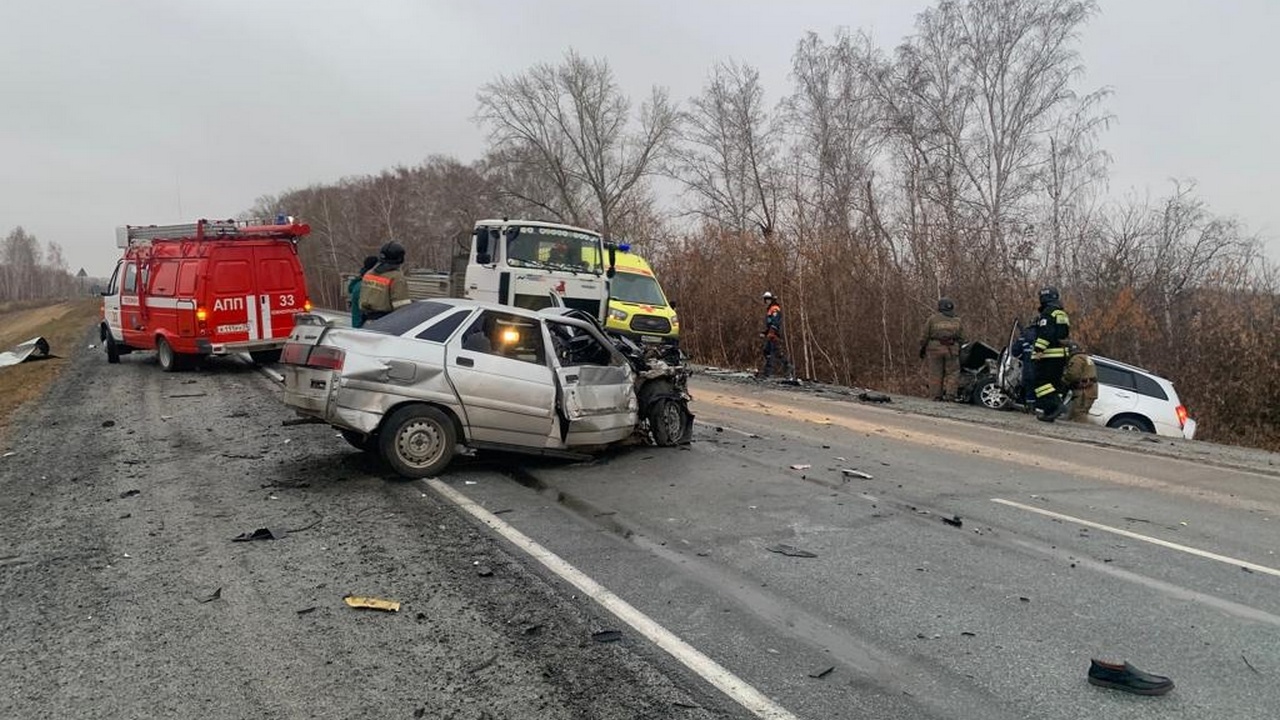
[379,405,456,479]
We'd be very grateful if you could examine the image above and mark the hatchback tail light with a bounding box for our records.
[1175,404,1189,428]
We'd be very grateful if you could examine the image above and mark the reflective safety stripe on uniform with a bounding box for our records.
[1035,383,1058,398]
[1034,338,1050,350]
[1039,347,1068,358]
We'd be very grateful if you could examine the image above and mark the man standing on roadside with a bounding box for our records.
[918,297,965,401]
[1031,286,1071,421]
[757,291,794,380]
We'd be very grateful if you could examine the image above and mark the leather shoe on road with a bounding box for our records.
[1087,659,1174,696]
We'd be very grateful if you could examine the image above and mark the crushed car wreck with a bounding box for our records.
[279,299,693,478]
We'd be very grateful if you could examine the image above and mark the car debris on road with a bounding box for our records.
[0,336,51,368]
[231,527,287,542]
[766,543,818,558]
[343,595,401,612]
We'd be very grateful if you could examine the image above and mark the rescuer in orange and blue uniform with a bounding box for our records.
[758,291,794,379]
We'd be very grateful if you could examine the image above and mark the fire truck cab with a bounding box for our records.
[101,219,312,371]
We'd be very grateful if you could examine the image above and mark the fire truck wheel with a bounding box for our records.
[156,337,183,373]
[105,333,121,364]
[379,405,456,479]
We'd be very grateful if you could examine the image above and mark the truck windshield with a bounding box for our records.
[611,272,667,306]
[506,226,602,274]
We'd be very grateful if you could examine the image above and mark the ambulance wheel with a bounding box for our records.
[379,405,456,479]
[250,349,282,365]
[156,337,182,373]
[105,333,121,364]
[340,429,376,453]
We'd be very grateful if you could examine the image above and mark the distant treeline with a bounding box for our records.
[0,227,87,303]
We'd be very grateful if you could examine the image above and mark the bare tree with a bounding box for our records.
[476,50,679,237]
[673,61,780,236]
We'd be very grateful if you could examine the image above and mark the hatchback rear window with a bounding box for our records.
[364,301,454,335]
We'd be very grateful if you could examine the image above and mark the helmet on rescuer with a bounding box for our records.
[379,241,405,264]
[937,297,955,313]
[762,291,775,301]
[1038,286,1060,306]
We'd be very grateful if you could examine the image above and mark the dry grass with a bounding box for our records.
[0,298,102,441]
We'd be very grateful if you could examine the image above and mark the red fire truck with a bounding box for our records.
[100,219,313,371]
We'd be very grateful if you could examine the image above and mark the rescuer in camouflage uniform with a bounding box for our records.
[359,241,411,323]
[918,297,965,400]
[1061,340,1098,422]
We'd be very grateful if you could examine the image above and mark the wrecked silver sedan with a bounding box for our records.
[279,299,693,478]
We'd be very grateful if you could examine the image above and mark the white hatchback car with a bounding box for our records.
[1078,356,1196,439]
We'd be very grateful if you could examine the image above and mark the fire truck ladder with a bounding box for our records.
[116,219,310,247]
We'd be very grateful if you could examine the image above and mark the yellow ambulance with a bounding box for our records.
[605,250,679,345]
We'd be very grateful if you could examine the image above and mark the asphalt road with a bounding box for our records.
[3,338,1278,719]
[0,339,731,720]
[450,377,1280,719]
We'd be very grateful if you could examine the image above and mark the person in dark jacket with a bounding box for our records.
[348,255,378,328]
[1031,286,1071,421]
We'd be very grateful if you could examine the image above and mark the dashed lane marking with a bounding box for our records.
[992,497,1280,579]
[425,478,800,720]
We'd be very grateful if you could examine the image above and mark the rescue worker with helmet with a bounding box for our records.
[918,297,965,401]
[758,291,794,380]
[1031,286,1071,421]
[1060,340,1098,422]
[347,254,378,328]
[359,241,411,324]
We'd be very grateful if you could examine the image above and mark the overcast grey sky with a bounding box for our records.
[2,0,1276,276]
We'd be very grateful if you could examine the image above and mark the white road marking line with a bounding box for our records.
[425,478,800,720]
[992,497,1280,579]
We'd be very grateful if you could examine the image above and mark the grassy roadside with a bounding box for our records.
[0,298,102,442]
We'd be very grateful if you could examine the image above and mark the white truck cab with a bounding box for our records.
[467,220,615,322]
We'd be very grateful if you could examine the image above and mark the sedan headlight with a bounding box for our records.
[608,308,628,322]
